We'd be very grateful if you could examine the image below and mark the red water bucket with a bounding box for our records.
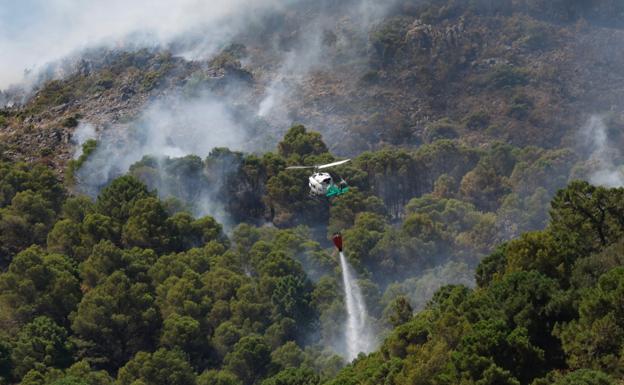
[332,233,343,252]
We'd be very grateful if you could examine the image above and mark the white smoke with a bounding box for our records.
[582,115,624,187]
[382,261,475,312]
[256,22,325,118]
[0,0,290,89]
[75,90,254,212]
[1,0,398,92]
[4,0,402,222]
[71,122,97,158]
[255,0,392,121]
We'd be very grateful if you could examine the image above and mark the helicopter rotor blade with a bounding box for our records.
[317,159,351,169]
[285,166,317,170]
[286,159,351,170]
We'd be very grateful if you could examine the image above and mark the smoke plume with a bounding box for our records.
[581,115,624,187]
[43,0,400,220]
[0,0,296,89]
[73,89,263,225]
[71,122,97,158]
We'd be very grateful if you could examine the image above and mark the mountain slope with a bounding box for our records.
[2,0,624,170]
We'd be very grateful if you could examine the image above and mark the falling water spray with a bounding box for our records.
[339,251,374,361]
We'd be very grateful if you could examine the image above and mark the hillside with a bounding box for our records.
[1,0,624,385]
[2,0,624,168]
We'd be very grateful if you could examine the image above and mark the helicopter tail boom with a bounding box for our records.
[325,184,349,198]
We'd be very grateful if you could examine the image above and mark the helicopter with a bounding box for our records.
[286,159,351,198]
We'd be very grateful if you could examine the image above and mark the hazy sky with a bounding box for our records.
[0,0,288,89]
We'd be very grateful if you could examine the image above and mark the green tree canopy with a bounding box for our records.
[224,335,271,385]
[70,271,160,370]
[558,267,624,375]
[0,247,81,326]
[277,125,328,161]
[116,349,195,385]
[95,176,153,223]
[11,317,72,379]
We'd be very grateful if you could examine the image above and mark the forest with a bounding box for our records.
[0,123,622,385]
[2,0,624,384]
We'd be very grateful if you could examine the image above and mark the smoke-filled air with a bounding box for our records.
[2,0,624,384]
[0,0,296,89]
[580,116,624,187]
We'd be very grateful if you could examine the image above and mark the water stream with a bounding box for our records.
[339,251,374,361]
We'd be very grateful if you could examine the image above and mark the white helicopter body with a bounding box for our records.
[309,172,334,195]
[287,159,351,198]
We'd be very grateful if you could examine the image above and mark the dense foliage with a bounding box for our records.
[0,155,342,385]
[327,179,624,385]
[1,121,622,384]
[2,0,624,382]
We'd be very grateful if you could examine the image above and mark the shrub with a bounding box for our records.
[141,71,162,91]
[65,139,97,186]
[94,78,114,90]
[39,148,53,157]
[464,111,491,130]
[210,52,242,71]
[507,93,534,120]
[62,116,79,128]
[520,24,551,50]
[361,71,380,84]
[485,65,530,89]
[370,17,411,66]
[424,119,460,142]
